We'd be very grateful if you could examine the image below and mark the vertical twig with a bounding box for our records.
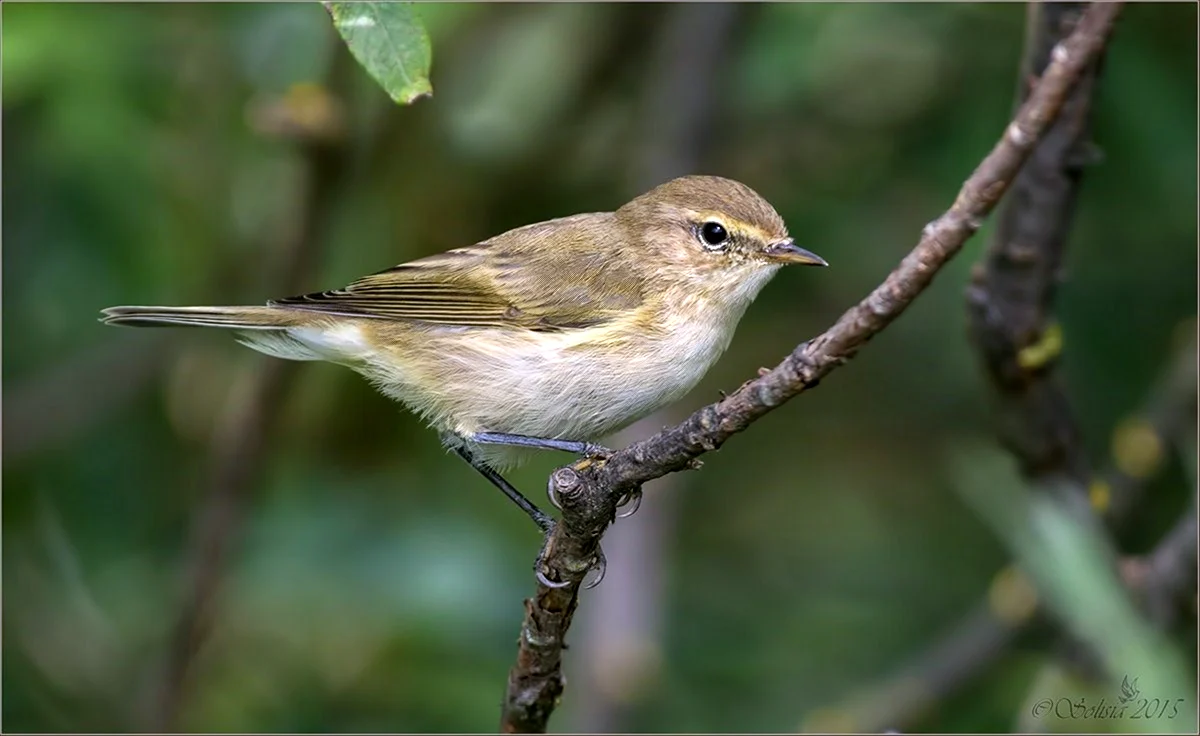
[962,1,1113,688]
[965,1,1109,491]
[627,2,742,192]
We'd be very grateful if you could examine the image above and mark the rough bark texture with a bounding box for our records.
[965,1,1107,487]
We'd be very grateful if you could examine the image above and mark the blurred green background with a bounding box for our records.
[3,2,1196,733]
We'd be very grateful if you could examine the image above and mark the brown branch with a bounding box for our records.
[499,3,1125,732]
[144,49,353,730]
[966,1,1108,489]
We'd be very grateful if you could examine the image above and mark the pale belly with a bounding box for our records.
[365,316,735,445]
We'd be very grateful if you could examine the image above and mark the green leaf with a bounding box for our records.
[324,2,432,104]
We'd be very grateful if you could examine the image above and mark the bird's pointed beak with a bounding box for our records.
[764,238,828,266]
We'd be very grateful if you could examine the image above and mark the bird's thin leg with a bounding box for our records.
[451,446,573,588]
[451,442,606,588]
[452,445,555,532]
[471,432,613,458]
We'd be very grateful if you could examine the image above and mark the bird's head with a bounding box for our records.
[616,175,826,300]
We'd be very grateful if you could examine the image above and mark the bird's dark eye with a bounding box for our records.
[699,221,728,248]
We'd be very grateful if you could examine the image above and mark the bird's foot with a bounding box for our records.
[582,545,607,589]
[532,508,556,534]
[615,487,643,518]
[572,444,614,475]
[570,457,598,475]
[582,442,614,459]
[533,524,606,590]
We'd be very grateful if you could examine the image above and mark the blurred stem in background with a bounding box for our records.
[966,1,1102,491]
[803,327,1197,733]
[567,3,743,732]
[964,1,1119,722]
[962,4,1197,731]
[953,449,1197,735]
[144,36,355,730]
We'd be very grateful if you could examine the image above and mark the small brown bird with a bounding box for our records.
[101,175,825,537]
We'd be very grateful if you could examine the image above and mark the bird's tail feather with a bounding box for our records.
[99,305,299,329]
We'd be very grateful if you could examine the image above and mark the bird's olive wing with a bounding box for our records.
[270,214,645,331]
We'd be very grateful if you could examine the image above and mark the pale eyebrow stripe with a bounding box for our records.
[740,224,780,242]
[690,210,781,243]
